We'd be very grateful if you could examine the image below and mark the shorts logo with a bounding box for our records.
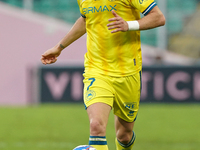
[128,111,135,117]
[85,90,96,101]
[124,102,136,110]
[124,102,137,117]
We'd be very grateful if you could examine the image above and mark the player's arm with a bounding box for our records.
[137,6,165,30]
[41,16,86,65]
[107,6,165,33]
[57,16,86,49]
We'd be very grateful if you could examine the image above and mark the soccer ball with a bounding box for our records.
[73,145,96,150]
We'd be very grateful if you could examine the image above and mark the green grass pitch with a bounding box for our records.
[0,103,200,150]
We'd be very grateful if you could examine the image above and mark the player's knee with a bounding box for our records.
[90,119,106,136]
[116,131,133,144]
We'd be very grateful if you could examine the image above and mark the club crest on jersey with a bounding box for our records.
[139,0,148,4]
[85,90,96,101]
[83,5,117,15]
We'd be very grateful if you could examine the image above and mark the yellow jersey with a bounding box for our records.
[77,0,157,77]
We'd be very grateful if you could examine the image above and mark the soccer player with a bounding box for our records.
[41,0,165,150]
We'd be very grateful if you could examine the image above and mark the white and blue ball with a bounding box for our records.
[73,145,96,150]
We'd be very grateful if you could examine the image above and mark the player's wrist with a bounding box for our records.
[53,44,65,53]
[55,43,65,52]
[127,21,140,31]
[59,44,65,50]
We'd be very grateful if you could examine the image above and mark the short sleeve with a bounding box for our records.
[77,0,86,18]
[130,0,157,16]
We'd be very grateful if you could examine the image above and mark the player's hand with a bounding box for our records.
[41,47,61,65]
[107,10,129,33]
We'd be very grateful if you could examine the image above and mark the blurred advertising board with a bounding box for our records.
[38,66,84,103]
[38,66,200,103]
[141,67,200,102]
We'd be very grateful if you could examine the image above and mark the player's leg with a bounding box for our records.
[112,72,141,150]
[87,102,112,150]
[83,74,115,150]
[115,116,136,150]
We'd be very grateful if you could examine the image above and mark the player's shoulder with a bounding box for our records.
[129,0,157,15]
[77,0,87,5]
[77,0,83,6]
[130,0,155,4]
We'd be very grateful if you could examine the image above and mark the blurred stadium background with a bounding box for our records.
[0,0,200,150]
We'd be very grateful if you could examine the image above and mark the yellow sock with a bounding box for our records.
[115,131,136,150]
[89,136,108,150]
[91,145,108,150]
